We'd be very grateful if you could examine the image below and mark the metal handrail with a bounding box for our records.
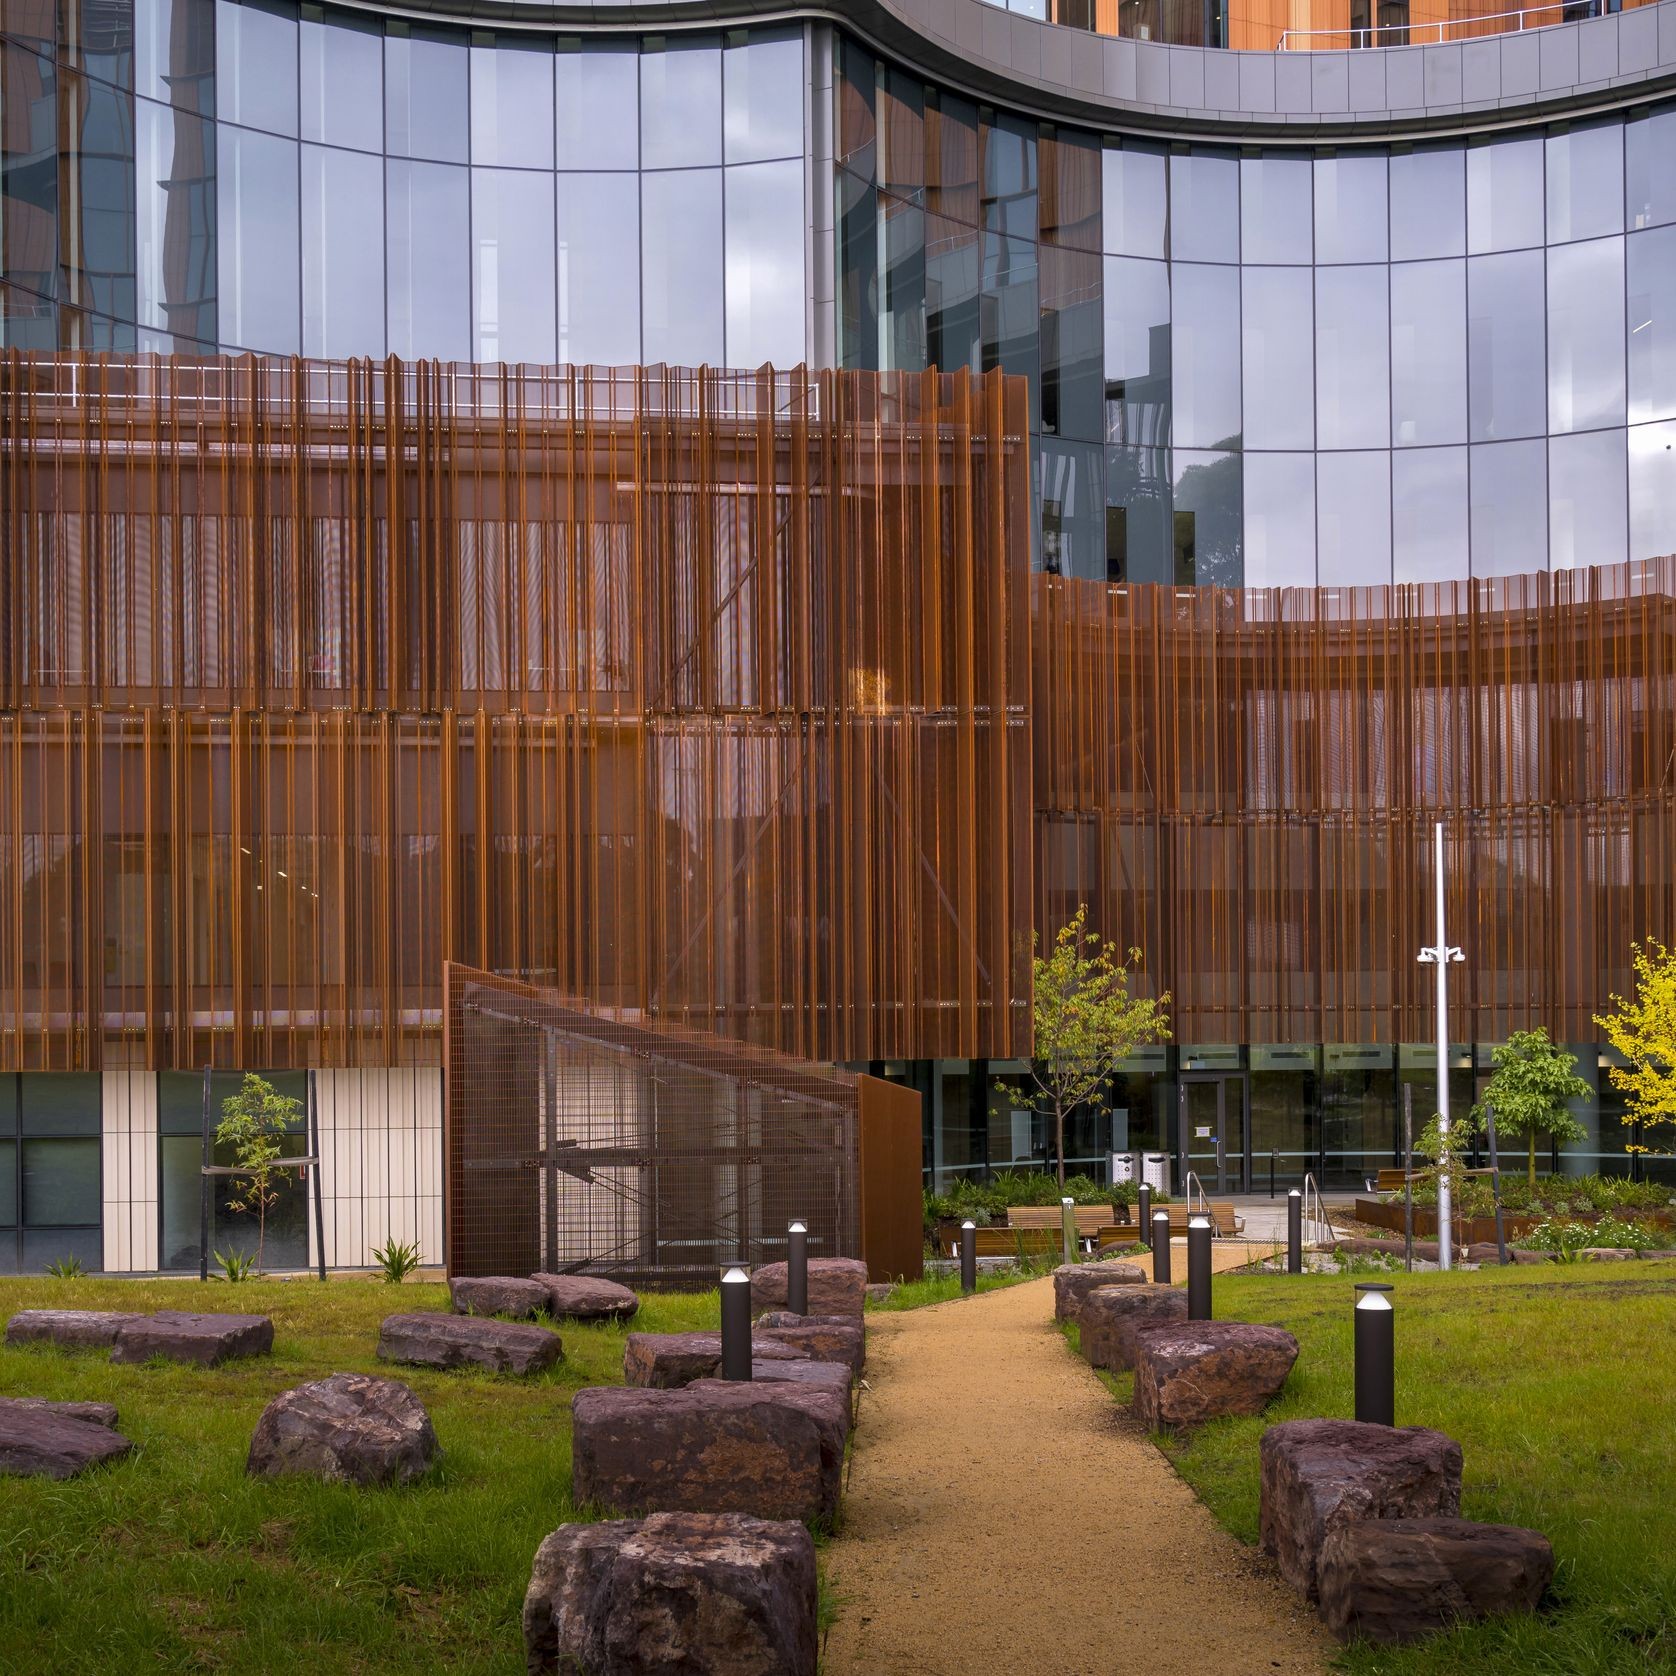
[1279,0,1600,50]
[1301,1173,1339,1250]
[1183,1169,1218,1233]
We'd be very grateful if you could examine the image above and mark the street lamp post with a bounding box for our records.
[1416,821,1464,1272]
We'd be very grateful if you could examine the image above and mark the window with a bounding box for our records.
[387,158,469,361]
[1390,147,1465,261]
[1173,448,1242,586]
[725,157,806,368]
[1241,153,1311,265]
[302,143,384,358]
[1244,452,1316,587]
[472,167,557,365]
[1546,122,1623,245]
[557,171,640,366]
[1468,249,1546,443]
[1314,152,1387,264]
[1172,263,1240,449]
[1393,447,1468,582]
[1169,149,1238,263]
[216,0,297,137]
[1470,439,1548,576]
[216,123,299,352]
[1315,265,1390,449]
[642,167,723,365]
[1467,135,1543,255]
[1391,259,1466,446]
[640,38,722,171]
[471,40,555,169]
[1103,141,1167,259]
[300,11,382,153]
[385,30,468,164]
[1549,428,1626,571]
[1317,451,1391,585]
[0,1075,103,1275]
[1242,266,1313,449]
[557,44,638,171]
[723,30,803,164]
[1547,237,1625,435]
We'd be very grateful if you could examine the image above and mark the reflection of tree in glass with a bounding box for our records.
[1172,449,1242,588]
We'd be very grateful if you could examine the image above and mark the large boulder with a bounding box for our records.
[378,1312,562,1376]
[1260,1419,1464,1600]
[524,1512,816,1676]
[1079,1287,1190,1372]
[5,1309,147,1351]
[750,1258,867,1319]
[571,1381,846,1523]
[1133,1323,1299,1430]
[756,1322,866,1377]
[1317,1517,1555,1644]
[247,1372,439,1487]
[110,1311,274,1367]
[448,1276,550,1320]
[0,1396,119,1430]
[0,1402,134,1479]
[533,1274,641,1322]
[750,1358,855,1414]
[1053,1261,1147,1324]
[622,1332,806,1389]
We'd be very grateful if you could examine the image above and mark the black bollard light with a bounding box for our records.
[1287,1188,1303,1275]
[1151,1210,1172,1284]
[1353,1282,1395,1426]
[1138,1183,1152,1248]
[787,1220,808,1316]
[960,1219,977,1294]
[720,1266,753,1380]
[1187,1216,1213,1320]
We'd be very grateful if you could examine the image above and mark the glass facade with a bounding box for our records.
[0,1074,103,1273]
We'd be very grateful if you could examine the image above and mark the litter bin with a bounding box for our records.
[1142,1152,1172,1196]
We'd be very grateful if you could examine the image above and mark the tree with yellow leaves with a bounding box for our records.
[1594,939,1676,1155]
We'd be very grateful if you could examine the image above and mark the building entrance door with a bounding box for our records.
[1179,1074,1249,1195]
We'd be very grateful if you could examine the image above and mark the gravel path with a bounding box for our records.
[821,1277,1330,1676]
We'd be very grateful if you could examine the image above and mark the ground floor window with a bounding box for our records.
[0,1074,103,1274]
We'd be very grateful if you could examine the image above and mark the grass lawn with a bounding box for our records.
[1080,1261,1676,1675]
[0,1276,725,1674]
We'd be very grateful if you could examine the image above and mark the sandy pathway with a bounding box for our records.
[821,1277,1330,1676]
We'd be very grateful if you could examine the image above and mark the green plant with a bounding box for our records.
[371,1235,422,1284]
[44,1254,85,1279]
[215,1072,302,1274]
[1333,1248,1404,1275]
[1518,1216,1665,1258]
[213,1247,256,1282]
[1470,1028,1594,1186]
[1596,938,1676,1155]
[922,1168,1171,1243]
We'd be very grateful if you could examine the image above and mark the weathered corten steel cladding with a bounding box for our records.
[1034,569,1676,1048]
[0,354,1033,1070]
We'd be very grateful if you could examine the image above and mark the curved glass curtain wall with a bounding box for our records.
[836,36,1676,585]
[0,0,810,369]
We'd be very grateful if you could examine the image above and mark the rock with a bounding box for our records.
[750,1358,855,1415]
[0,1403,134,1478]
[1580,1248,1638,1261]
[1462,1244,1551,1265]
[622,1332,806,1389]
[378,1312,562,1376]
[524,1512,816,1676]
[532,1274,641,1322]
[5,1309,147,1351]
[754,1312,857,1331]
[1053,1261,1147,1324]
[1260,1419,1464,1600]
[1133,1322,1299,1430]
[0,1396,119,1430]
[247,1372,439,1487]
[448,1276,550,1319]
[571,1381,846,1522]
[757,1322,866,1376]
[1079,1287,1190,1371]
[865,1283,896,1304]
[750,1258,867,1319]
[1317,1517,1555,1644]
[110,1311,274,1367]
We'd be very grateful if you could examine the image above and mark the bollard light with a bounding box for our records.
[1354,1282,1395,1426]
[960,1219,977,1295]
[1151,1210,1172,1284]
[720,1266,753,1380]
[1138,1183,1152,1248]
[1287,1188,1303,1275]
[1060,1196,1077,1267]
[1186,1216,1213,1320]
[787,1220,808,1316]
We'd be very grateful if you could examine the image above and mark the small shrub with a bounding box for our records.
[1517,1216,1665,1259]
[1333,1248,1403,1275]
[213,1247,256,1283]
[371,1236,422,1284]
[44,1254,85,1279]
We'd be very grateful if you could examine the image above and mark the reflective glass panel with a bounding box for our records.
[300,12,381,153]
[1392,446,1469,582]
[1106,444,1172,582]
[876,67,924,205]
[21,1139,99,1225]
[1039,439,1104,580]
[1241,266,1313,450]
[1626,106,1676,232]
[1390,147,1465,261]
[1103,255,1170,449]
[1243,452,1315,588]
[1315,265,1389,449]
[1317,451,1391,585]
[725,157,805,368]
[471,41,554,169]
[557,171,639,365]
[2,46,58,301]
[641,38,721,171]
[21,1076,101,1134]
[1313,152,1387,264]
[1171,262,1240,449]
[1241,152,1311,265]
[836,166,877,371]
[556,44,638,170]
[724,30,803,164]
[216,123,299,352]
[1040,245,1102,442]
[0,1140,12,1227]
[1549,428,1626,570]
[1391,259,1466,446]
[881,195,926,374]
[136,0,214,113]
[926,211,980,376]
[301,142,384,358]
[1627,226,1676,425]
[471,167,556,364]
[387,157,469,361]
[981,210,1038,423]
[1546,122,1624,244]
[642,166,723,364]
[385,32,468,165]
[1102,141,1166,258]
[1467,135,1543,255]
[74,77,138,324]
[216,0,297,137]
[1470,438,1548,575]
[1172,449,1242,586]
[1547,236,1625,435]
[1039,126,1101,252]
[1169,149,1238,263]
[1468,248,1546,442]
[1629,420,1676,560]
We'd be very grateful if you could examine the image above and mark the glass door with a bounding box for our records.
[1178,1075,1249,1194]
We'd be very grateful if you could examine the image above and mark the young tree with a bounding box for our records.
[1469,1028,1592,1186]
[1595,939,1676,1155]
[215,1073,302,1274]
[998,906,1172,1189]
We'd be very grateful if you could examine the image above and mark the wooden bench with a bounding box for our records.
[946,1226,1061,1258]
[1372,1168,1410,1193]
[1005,1206,1114,1239]
[1097,1201,1243,1246]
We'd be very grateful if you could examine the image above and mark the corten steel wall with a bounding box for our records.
[1034,566,1676,1047]
[443,961,882,1285]
[0,353,1033,1071]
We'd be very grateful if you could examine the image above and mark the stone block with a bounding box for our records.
[110,1311,274,1367]
[378,1312,562,1376]
[0,1402,133,1479]
[5,1309,147,1351]
[1079,1286,1189,1371]
[0,1396,119,1430]
[756,1321,865,1376]
[533,1274,641,1321]
[623,1332,806,1390]
[1053,1261,1146,1324]
[749,1258,867,1318]
[1133,1322,1299,1430]
[248,1372,439,1487]
[448,1276,550,1319]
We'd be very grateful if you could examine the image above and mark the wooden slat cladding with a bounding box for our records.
[0,355,1033,1071]
[1035,570,1676,1046]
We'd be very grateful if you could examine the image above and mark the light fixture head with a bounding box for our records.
[1188,1216,1211,1230]
[788,1220,806,1234]
[961,1219,976,1230]
[722,1266,750,1285]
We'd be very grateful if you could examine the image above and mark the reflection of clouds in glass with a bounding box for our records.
[1550,430,1627,570]
[1547,237,1625,435]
